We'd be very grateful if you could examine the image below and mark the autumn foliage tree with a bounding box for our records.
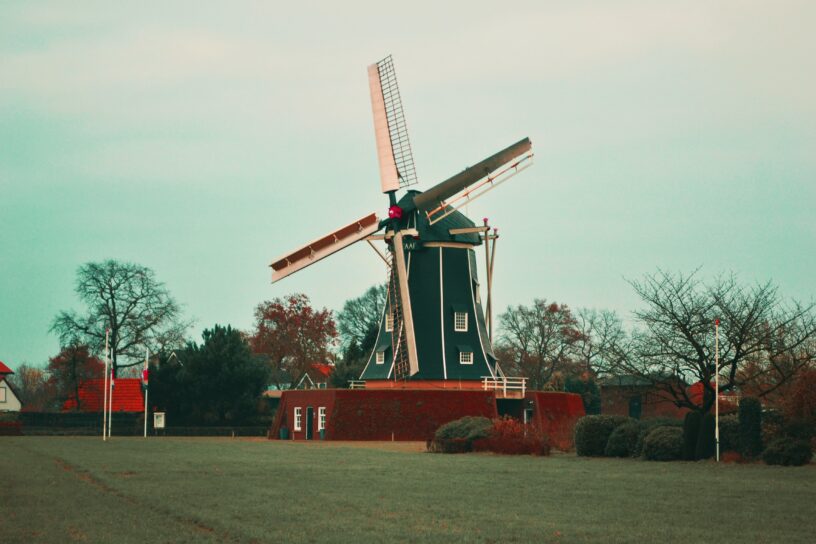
[496,300,586,390]
[47,344,104,410]
[249,294,337,389]
[6,364,58,412]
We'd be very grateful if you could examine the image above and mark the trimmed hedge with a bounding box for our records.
[719,414,740,453]
[643,426,684,461]
[632,418,683,458]
[695,413,716,460]
[682,412,702,460]
[574,415,631,457]
[431,416,493,453]
[604,421,642,458]
[739,397,763,458]
[762,437,813,466]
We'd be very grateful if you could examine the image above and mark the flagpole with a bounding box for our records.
[143,347,149,438]
[102,329,110,441]
[108,346,114,439]
[715,318,720,463]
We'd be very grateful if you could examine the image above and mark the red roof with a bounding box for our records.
[63,378,145,413]
[0,361,13,374]
[310,363,333,379]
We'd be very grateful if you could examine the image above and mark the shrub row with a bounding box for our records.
[574,415,684,461]
[430,416,550,456]
[574,415,630,456]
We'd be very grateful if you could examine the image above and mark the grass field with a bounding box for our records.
[2,437,814,543]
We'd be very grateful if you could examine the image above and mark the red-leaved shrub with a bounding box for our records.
[721,451,745,464]
[473,417,551,456]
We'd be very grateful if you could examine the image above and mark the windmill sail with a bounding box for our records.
[413,137,532,213]
[270,213,380,283]
[368,55,418,193]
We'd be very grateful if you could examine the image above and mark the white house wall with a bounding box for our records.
[0,378,22,412]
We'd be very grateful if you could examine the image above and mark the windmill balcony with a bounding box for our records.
[481,376,527,399]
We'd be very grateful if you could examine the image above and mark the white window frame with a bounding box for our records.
[294,407,302,431]
[459,351,474,365]
[376,351,385,365]
[454,312,468,332]
[318,406,326,431]
[385,311,394,332]
[0,385,6,402]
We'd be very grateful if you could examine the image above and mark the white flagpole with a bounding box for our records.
[143,347,149,438]
[715,318,720,462]
[108,347,114,439]
[102,329,110,441]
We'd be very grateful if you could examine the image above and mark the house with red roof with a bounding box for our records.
[63,378,145,412]
[0,361,22,412]
[293,363,334,390]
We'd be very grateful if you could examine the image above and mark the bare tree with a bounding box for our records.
[496,300,586,390]
[575,308,630,377]
[51,260,189,377]
[617,269,816,413]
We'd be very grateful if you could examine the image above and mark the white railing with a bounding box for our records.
[481,376,527,397]
[348,380,367,390]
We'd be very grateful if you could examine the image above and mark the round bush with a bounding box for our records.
[574,415,631,457]
[605,421,642,457]
[642,426,684,461]
[762,437,813,466]
[718,414,740,453]
[632,418,683,458]
[432,416,493,453]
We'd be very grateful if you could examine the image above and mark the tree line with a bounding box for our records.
[8,260,815,422]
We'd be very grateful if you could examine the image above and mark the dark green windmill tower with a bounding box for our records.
[270,55,533,387]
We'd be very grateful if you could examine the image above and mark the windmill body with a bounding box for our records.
[269,55,533,389]
[360,191,497,383]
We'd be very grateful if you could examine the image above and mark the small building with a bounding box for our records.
[599,375,689,420]
[63,378,144,412]
[0,361,22,412]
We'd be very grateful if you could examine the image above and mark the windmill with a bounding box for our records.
[270,55,533,386]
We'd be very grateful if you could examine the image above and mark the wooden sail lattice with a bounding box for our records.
[375,55,418,189]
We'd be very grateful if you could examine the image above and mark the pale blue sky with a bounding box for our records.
[1,1,814,369]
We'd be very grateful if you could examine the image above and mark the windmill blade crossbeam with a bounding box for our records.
[413,137,532,214]
[270,213,380,283]
[425,153,533,226]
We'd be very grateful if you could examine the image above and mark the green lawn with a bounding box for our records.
[2,437,814,543]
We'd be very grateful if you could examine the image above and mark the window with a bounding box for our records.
[294,407,302,431]
[459,351,473,365]
[385,311,394,332]
[0,386,6,402]
[376,351,386,365]
[454,312,468,332]
[318,407,326,431]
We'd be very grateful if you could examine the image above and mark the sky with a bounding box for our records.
[1,1,814,370]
